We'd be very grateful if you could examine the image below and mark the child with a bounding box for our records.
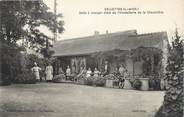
[118,76,125,89]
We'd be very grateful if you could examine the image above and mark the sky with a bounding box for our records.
[43,0,184,41]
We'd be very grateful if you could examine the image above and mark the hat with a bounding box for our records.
[34,62,37,66]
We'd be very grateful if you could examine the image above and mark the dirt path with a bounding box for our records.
[0,83,164,117]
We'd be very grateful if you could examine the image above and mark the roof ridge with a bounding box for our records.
[53,30,168,56]
[129,31,167,37]
[55,29,137,43]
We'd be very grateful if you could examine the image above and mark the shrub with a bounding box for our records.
[0,73,11,86]
[156,30,184,117]
[1,41,22,82]
[94,77,106,87]
[155,106,165,117]
[132,79,142,90]
[77,79,85,85]
[148,78,156,90]
[149,78,161,90]
[129,78,135,86]
[52,74,66,83]
[79,76,106,87]
[68,73,77,81]
[104,74,118,80]
[14,71,36,84]
[84,77,94,86]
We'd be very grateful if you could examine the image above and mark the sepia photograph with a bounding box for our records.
[0,0,183,117]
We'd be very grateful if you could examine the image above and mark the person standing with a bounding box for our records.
[103,61,110,76]
[31,62,41,82]
[118,64,126,88]
[66,65,71,80]
[45,63,53,82]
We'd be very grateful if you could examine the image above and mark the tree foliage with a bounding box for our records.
[156,29,184,117]
[0,39,23,81]
[0,0,64,82]
[0,0,64,50]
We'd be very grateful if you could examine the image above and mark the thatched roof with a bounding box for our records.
[53,30,168,57]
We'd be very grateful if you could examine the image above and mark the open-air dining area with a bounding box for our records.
[51,30,168,91]
[52,47,164,91]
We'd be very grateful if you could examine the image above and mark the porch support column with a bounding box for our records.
[54,58,60,75]
[151,55,154,74]
[132,61,135,78]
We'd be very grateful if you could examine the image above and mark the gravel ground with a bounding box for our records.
[0,83,165,117]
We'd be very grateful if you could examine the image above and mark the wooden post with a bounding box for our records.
[54,0,57,42]
[133,60,135,78]
[151,55,154,74]
[54,58,59,76]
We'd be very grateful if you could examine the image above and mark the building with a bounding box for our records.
[52,30,169,78]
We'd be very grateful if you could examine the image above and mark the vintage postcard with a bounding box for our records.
[0,0,183,117]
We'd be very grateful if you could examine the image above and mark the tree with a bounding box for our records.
[0,40,23,81]
[0,0,64,81]
[0,0,64,50]
[155,29,183,117]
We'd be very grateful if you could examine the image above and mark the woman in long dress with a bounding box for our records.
[45,63,53,82]
[66,65,71,80]
[31,62,41,82]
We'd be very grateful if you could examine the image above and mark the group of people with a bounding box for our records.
[64,66,101,80]
[113,64,128,88]
[31,61,128,89]
[31,62,53,82]
[74,61,111,78]
[65,63,128,89]
[78,67,101,78]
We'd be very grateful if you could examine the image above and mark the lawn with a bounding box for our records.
[0,83,164,117]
